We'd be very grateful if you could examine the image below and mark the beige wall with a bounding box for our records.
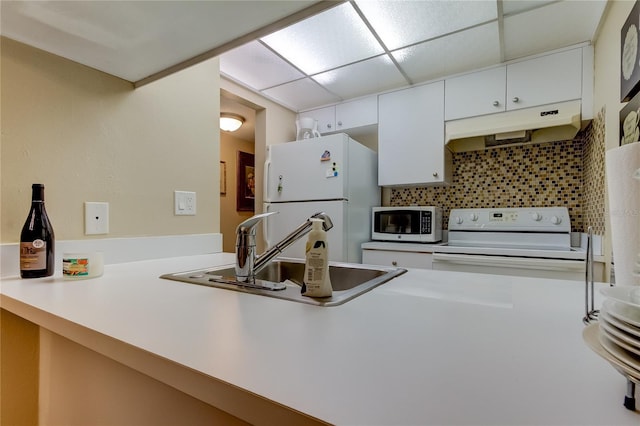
[220,133,255,253]
[39,329,248,426]
[1,37,220,242]
[592,0,635,271]
[594,0,632,150]
[1,309,39,426]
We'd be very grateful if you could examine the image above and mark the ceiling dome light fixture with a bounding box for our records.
[220,112,245,132]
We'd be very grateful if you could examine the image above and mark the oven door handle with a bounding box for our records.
[431,253,584,271]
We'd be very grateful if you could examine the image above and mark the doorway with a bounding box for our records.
[219,92,257,253]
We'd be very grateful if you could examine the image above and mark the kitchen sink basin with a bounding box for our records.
[160,258,406,306]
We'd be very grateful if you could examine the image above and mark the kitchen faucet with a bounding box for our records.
[235,211,333,284]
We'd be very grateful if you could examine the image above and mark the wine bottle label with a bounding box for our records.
[20,240,47,270]
[63,257,89,277]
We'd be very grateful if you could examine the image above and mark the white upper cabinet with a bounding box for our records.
[378,81,451,187]
[335,96,378,132]
[301,95,378,135]
[445,47,585,121]
[302,106,335,134]
[506,48,582,111]
[445,67,506,120]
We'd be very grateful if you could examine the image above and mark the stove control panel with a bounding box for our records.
[448,207,571,232]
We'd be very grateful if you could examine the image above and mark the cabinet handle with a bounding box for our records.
[432,172,439,177]
[327,123,332,129]
[512,96,520,103]
[392,261,398,266]
[492,100,500,107]
[337,121,342,126]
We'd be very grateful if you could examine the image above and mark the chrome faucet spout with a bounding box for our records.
[235,211,333,283]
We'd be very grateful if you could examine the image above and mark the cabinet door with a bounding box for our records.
[506,48,582,111]
[378,81,446,186]
[301,106,335,134]
[445,67,506,120]
[335,96,378,131]
[362,249,432,269]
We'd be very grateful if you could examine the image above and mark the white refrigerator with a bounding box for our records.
[264,133,379,263]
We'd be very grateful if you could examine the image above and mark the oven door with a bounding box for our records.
[432,252,585,280]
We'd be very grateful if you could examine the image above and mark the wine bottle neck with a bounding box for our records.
[31,184,45,202]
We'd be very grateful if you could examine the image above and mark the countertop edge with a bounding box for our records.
[0,293,326,425]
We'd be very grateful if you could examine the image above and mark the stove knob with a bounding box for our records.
[455,216,463,225]
[550,216,562,225]
[469,213,479,221]
[531,212,542,221]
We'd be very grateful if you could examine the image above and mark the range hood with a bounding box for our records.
[445,100,582,152]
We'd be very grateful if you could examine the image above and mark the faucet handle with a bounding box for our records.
[237,211,278,235]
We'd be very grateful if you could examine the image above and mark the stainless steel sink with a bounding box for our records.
[160,258,406,306]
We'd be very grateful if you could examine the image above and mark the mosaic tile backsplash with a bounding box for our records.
[581,107,606,235]
[390,109,606,234]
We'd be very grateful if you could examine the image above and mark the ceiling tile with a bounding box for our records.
[260,2,384,75]
[356,0,498,51]
[392,22,501,83]
[503,0,607,60]
[261,78,341,111]
[502,0,555,15]
[0,0,321,82]
[312,55,409,99]
[220,41,304,90]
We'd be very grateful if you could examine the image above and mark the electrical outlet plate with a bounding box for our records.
[174,191,196,215]
[85,202,109,235]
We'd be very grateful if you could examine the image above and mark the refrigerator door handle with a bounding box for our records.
[263,202,272,248]
[264,159,271,202]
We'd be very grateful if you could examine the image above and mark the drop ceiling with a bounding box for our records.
[0,0,330,83]
[220,0,608,112]
[1,0,608,117]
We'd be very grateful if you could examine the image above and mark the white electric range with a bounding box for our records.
[432,207,587,280]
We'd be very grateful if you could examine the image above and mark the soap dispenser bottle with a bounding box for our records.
[302,218,332,297]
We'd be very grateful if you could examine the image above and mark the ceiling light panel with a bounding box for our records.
[355,0,498,51]
[313,55,409,100]
[220,41,304,90]
[262,78,341,111]
[503,0,607,60]
[260,3,384,75]
[392,22,501,83]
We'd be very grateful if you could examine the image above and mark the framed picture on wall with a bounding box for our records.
[620,90,640,145]
[220,161,226,195]
[621,0,640,101]
[237,151,255,211]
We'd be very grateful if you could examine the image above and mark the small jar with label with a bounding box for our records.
[62,252,104,280]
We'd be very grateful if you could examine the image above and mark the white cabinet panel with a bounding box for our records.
[445,47,586,120]
[506,48,582,110]
[335,96,378,131]
[445,67,506,120]
[362,249,432,269]
[378,81,450,186]
[302,96,378,135]
[301,106,335,134]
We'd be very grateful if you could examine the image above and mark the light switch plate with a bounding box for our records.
[85,202,109,235]
[174,191,196,215]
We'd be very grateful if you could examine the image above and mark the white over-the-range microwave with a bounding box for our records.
[372,206,443,243]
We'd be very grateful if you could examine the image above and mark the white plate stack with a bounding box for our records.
[584,287,640,381]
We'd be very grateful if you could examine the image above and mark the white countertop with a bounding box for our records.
[1,253,637,425]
